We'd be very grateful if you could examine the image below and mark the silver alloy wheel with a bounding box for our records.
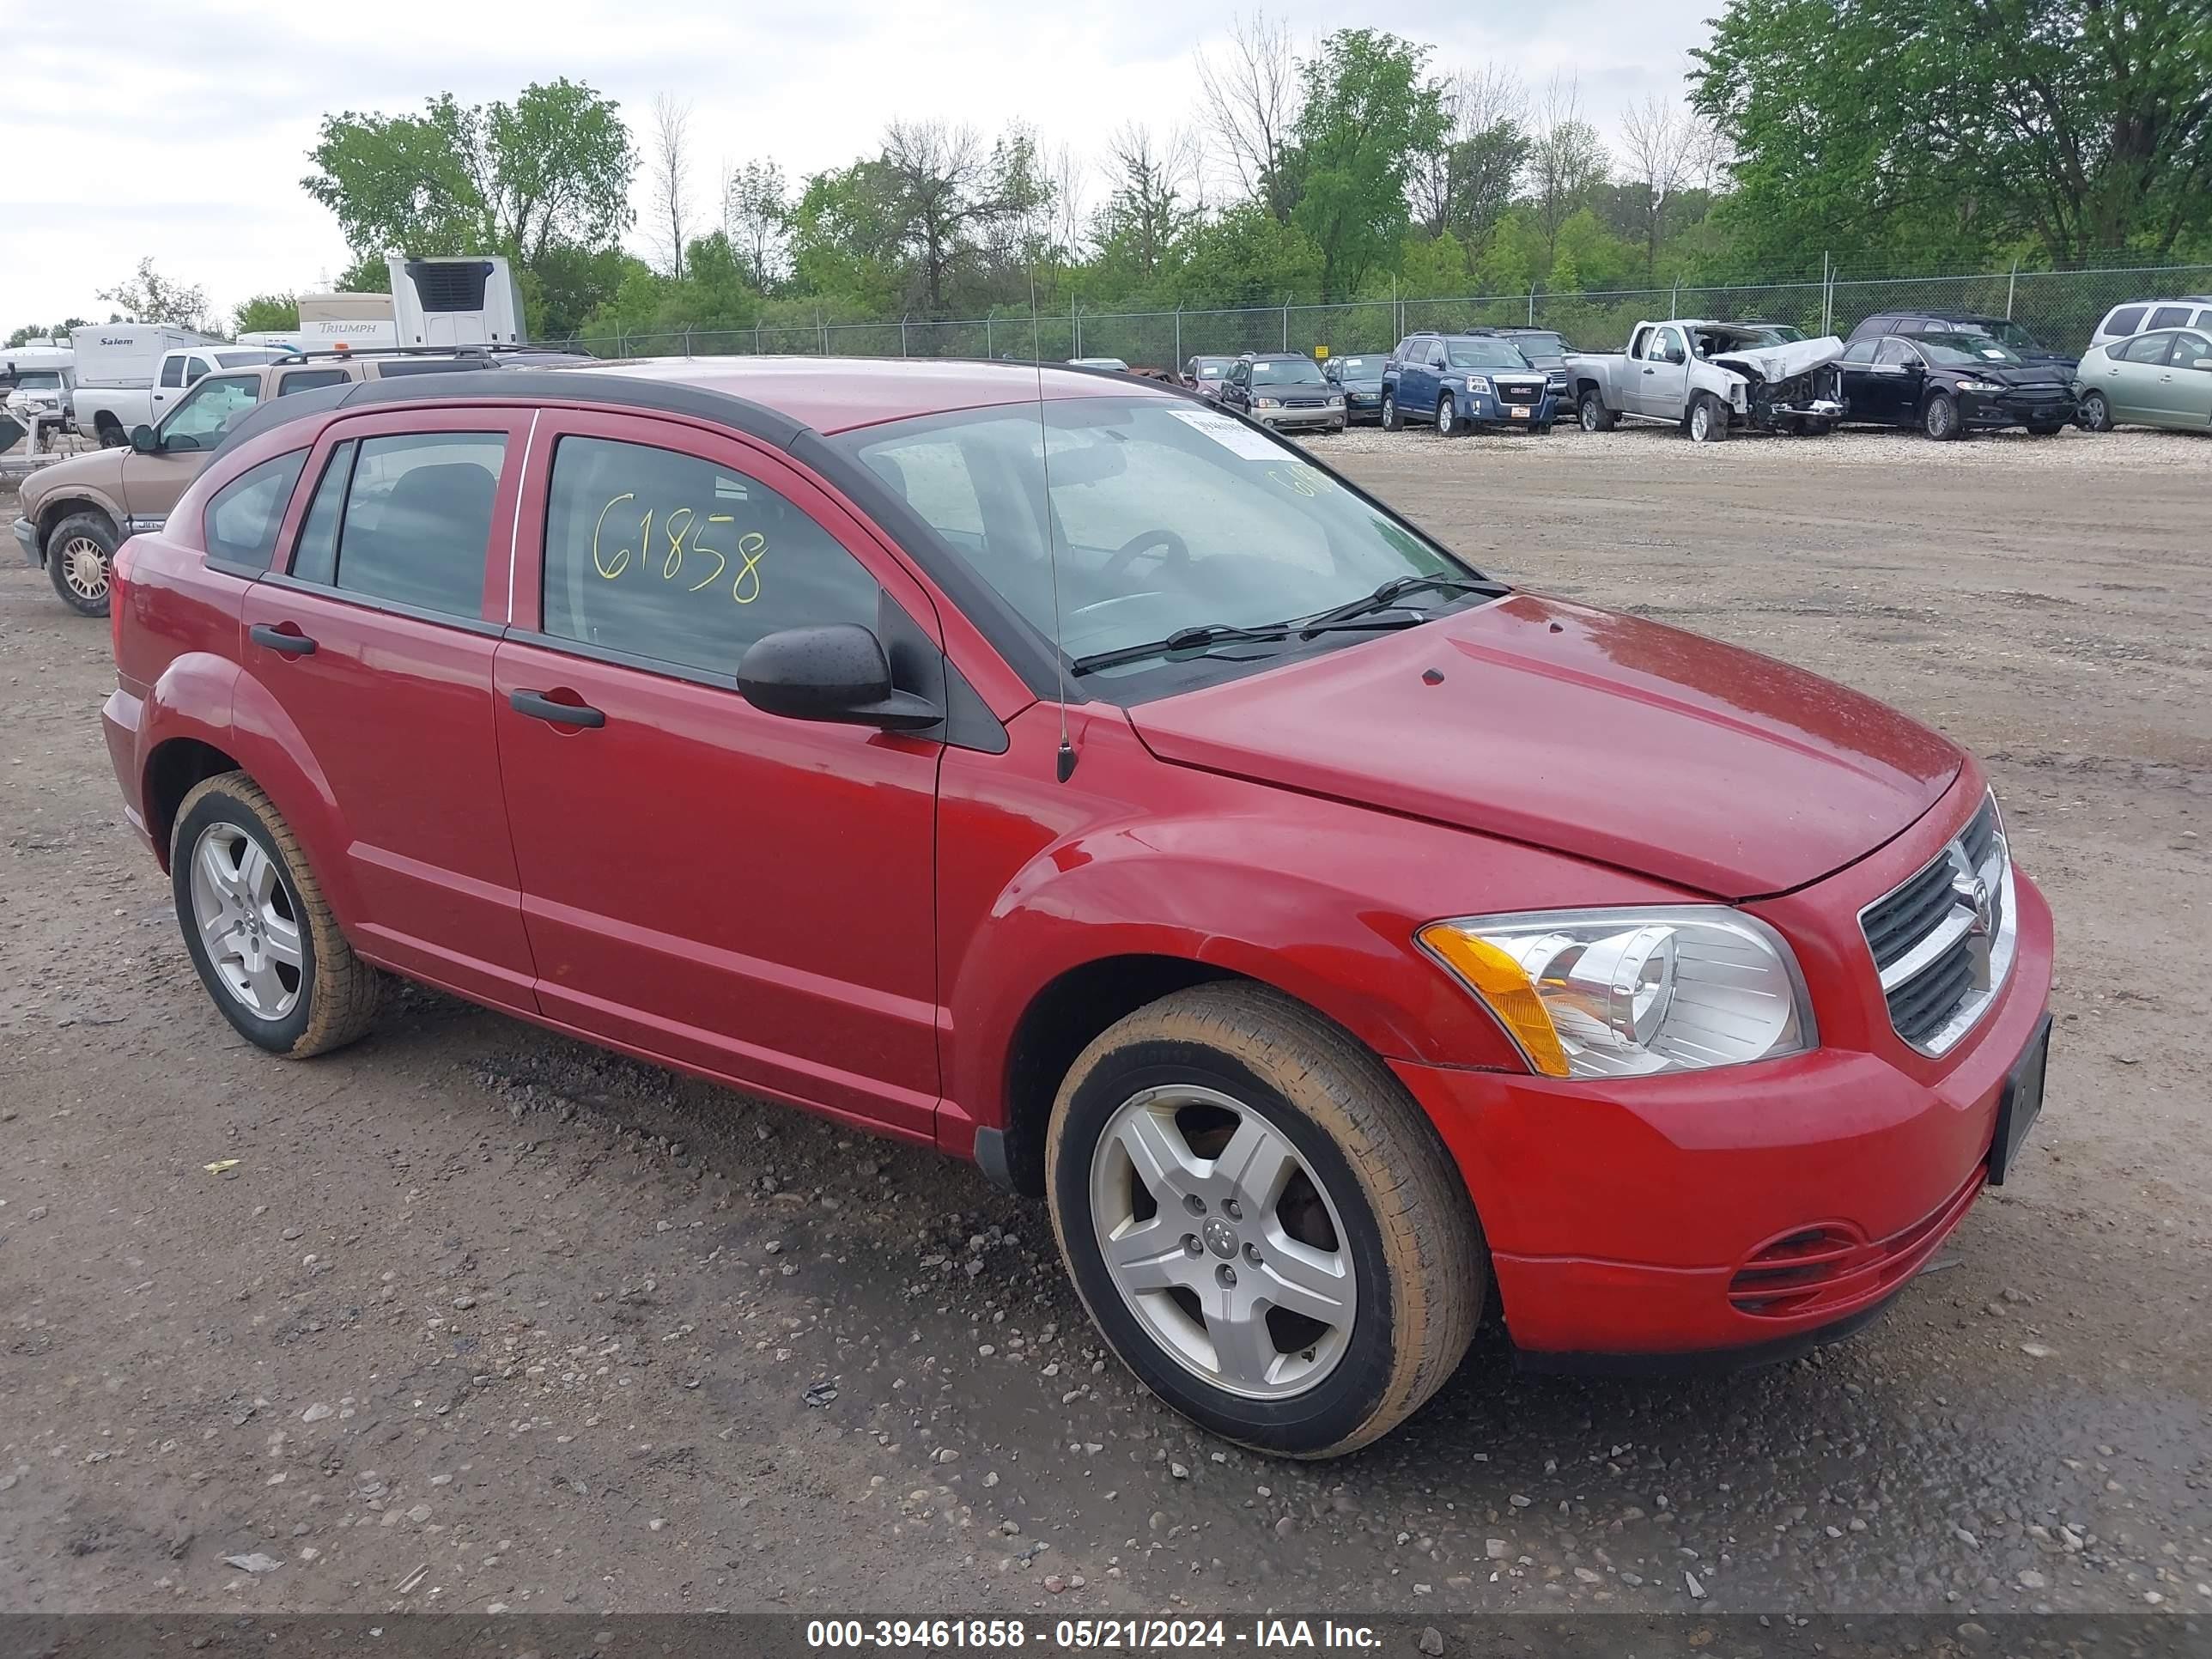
[1437,395,1455,435]
[1690,399,1714,441]
[2082,392,2111,432]
[58,536,111,603]
[188,823,305,1021]
[1089,1084,1358,1400]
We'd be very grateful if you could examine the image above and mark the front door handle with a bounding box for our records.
[510,688,605,728]
[1642,366,1656,374]
[249,623,316,657]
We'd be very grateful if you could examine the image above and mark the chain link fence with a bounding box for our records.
[553,260,2212,368]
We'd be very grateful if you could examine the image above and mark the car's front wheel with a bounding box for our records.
[1379,391,1400,432]
[46,512,118,617]
[2079,391,2113,432]
[1687,392,1730,443]
[1923,392,1963,441]
[172,773,382,1057]
[1436,394,1457,435]
[1046,983,1484,1457]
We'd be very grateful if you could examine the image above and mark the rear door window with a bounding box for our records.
[539,434,879,675]
[158,356,186,389]
[205,451,308,573]
[1874,338,1916,367]
[1841,339,1878,365]
[2103,307,2146,337]
[275,368,351,397]
[289,433,507,617]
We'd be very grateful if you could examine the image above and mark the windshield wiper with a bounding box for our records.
[1292,574,1507,635]
[1069,615,1423,676]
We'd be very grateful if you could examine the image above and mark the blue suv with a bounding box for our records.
[1381,333,1558,434]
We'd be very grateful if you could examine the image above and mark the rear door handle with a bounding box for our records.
[510,689,605,728]
[249,623,316,657]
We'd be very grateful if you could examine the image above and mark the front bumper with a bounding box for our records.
[1251,406,1346,432]
[1455,388,1559,428]
[1960,390,2077,428]
[14,514,40,567]
[1342,392,1384,422]
[1392,830,2056,1362]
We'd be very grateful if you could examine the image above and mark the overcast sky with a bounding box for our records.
[0,0,1717,333]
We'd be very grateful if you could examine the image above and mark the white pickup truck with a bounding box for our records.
[1565,319,1846,443]
[70,325,288,447]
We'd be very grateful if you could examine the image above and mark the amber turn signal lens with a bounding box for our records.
[1417,923,1572,1078]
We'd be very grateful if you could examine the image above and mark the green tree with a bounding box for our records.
[303,80,637,269]
[1693,0,2212,265]
[1172,204,1323,307]
[579,233,763,344]
[96,258,212,331]
[234,294,300,334]
[1289,30,1447,298]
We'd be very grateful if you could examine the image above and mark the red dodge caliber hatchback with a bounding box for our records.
[103,360,2054,1455]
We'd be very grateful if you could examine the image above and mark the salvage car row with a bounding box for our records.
[1176,297,2212,445]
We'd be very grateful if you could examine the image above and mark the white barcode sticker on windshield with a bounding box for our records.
[1168,407,1285,460]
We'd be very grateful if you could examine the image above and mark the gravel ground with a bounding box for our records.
[1,426,2208,1621]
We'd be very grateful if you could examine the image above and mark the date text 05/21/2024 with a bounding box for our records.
[805,1619,1382,1650]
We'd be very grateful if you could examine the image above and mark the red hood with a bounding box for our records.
[1125,593,1962,899]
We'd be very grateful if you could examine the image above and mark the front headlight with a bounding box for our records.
[1255,396,1281,408]
[1463,376,1492,395]
[1417,908,1816,1078]
[1955,379,2002,394]
[1328,394,1344,407]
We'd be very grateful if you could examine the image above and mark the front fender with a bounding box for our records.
[939,719,1698,1135]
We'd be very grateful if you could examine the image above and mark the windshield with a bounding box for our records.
[1446,340,1531,369]
[1920,332,2022,367]
[1331,356,1381,379]
[1742,325,1807,343]
[837,396,1480,689]
[1249,358,1324,385]
[1979,320,2043,352]
[1501,332,1566,356]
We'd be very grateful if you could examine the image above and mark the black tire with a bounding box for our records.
[1045,982,1485,1458]
[1380,390,1401,432]
[2026,421,2065,436]
[45,512,118,617]
[1687,392,1731,443]
[94,416,128,449]
[1577,390,1614,433]
[171,773,382,1058]
[1923,392,1963,441]
[1436,394,1457,436]
[1801,417,1834,436]
[2079,392,2113,433]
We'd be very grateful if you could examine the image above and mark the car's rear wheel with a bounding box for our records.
[1687,393,1730,443]
[1577,390,1614,432]
[2079,391,2113,432]
[172,773,382,1058]
[1923,392,1963,441]
[46,513,118,617]
[1046,982,1484,1457]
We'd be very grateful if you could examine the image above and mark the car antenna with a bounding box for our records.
[1032,272,1078,783]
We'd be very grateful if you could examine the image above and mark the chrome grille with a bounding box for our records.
[1860,794,2014,1055]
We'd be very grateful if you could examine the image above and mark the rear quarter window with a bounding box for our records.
[2103,307,2147,337]
[2148,305,2194,330]
[204,451,309,573]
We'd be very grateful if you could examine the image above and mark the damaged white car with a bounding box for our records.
[1566,319,1847,442]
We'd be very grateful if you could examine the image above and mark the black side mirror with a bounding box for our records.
[130,424,158,454]
[737,623,940,732]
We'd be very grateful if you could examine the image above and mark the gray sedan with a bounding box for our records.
[2075,328,2212,431]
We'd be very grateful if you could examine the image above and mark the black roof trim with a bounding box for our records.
[206,368,808,471]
